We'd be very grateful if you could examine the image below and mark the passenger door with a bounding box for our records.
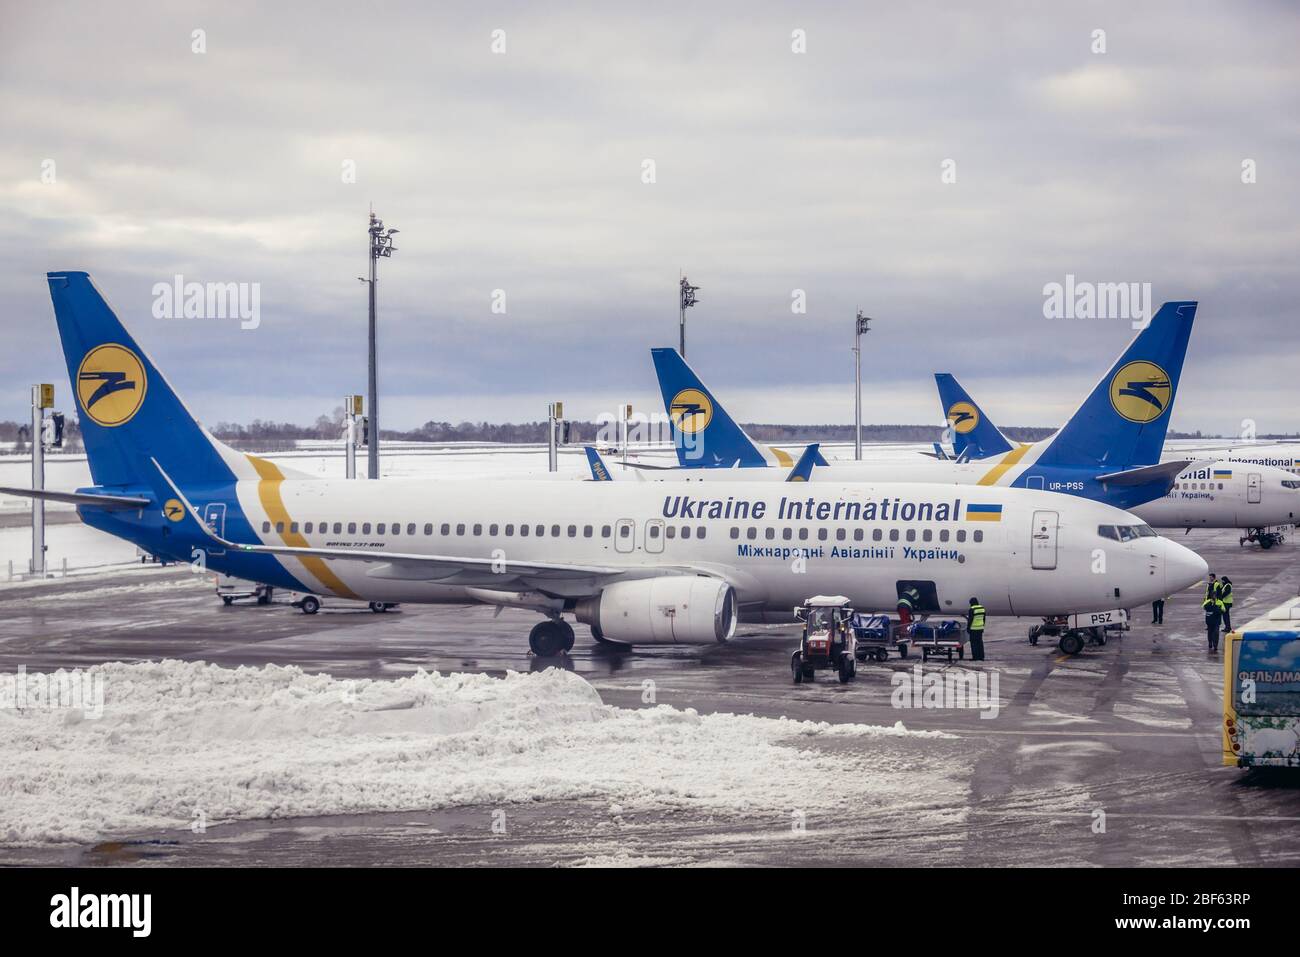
[1248,473,1262,504]
[614,518,636,553]
[1030,510,1058,570]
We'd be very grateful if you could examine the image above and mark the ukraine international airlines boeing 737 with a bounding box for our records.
[644,305,1300,533]
[1,273,1206,655]
[934,374,1300,534]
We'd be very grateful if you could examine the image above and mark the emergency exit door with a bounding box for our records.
[644,519,665,553]
[1030,510,1058,570]
[1248,473,1262,504]
[614,518,636,553]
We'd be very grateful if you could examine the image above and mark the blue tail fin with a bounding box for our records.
[649,347,769,468]
[47,271,242,489]
[1035,301,1197,469]
[934,373,1013,460]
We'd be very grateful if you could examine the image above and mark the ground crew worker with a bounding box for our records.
[1151,596,1165,625]
[1219,576,1234,633]
[1202,575,1225,653]
[896,587,921,628]
[967,597,986,661]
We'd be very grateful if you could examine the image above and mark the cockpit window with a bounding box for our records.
[1100,524,1152,541]
[1283,480,1300,490]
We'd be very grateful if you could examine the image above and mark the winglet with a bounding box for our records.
[584,447,614,482]
[785,444,821,482]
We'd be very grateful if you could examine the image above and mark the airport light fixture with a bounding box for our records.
[853,311,872,461]
[359,211,399,479]
[678,275,700,358]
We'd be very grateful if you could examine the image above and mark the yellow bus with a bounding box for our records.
[1223,596,1300,767]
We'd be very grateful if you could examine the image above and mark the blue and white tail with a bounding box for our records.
[1035,301,1197,469]
[649,347,824,470]
[934,373,1012,460]
[47,271,250,490]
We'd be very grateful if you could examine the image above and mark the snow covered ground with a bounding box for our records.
[0,660,952,846]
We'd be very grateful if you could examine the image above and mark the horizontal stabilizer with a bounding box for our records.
[0,486,151,510]
[1096,460,1193,488]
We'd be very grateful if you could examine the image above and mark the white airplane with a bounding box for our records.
[1,272,1208,655]
[935,376,1300,535]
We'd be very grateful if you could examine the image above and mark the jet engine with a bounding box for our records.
[575,576,737,645]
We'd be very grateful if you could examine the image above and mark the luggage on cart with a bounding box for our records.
[853,613,895,662]
[909,618,969,662]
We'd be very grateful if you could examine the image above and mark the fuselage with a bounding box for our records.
[641,451,1300,530]
[82,477,1208,619]
[1133,462,1300,528]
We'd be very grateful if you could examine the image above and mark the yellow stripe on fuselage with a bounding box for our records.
[248,456,361,599]
[976,443,1033,486]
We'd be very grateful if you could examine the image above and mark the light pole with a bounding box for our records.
[30,384,52,576]
[678,275,699,357]
[853,311,872,461]
[360,211,399,479]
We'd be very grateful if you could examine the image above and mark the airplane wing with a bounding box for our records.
[151,459,700,591]
[0,486,152,510]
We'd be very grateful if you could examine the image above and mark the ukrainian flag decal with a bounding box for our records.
[1213,469,1232,479]
[965,503,1003,522]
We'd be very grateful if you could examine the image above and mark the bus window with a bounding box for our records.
[1234,637,1300,718]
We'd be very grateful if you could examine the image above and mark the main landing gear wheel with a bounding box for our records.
[529,619,575,656]
[300,595,321,615]
[369,602,392,613]
[1058,632,1085,656]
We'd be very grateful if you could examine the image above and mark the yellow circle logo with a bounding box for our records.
[162,499,185,522]
[669,388,713,435]
[1109,361,1172,424]
[76,344,147,427]
[946,401,980,434]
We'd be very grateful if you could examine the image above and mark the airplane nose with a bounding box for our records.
[1161,536,1209,595]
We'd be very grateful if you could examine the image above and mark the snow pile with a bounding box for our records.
[0,661,952,845]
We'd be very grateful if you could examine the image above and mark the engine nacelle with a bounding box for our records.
[575,576,738,645]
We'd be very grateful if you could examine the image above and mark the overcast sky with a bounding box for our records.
[2,1,1297,435]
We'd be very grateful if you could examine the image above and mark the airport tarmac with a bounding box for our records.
[1,527,1297,867]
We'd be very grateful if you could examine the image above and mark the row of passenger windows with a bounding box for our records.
[262,520,617,538]
[258,519,982,545]
[1180,482,1225,491]
[728,526,982,544]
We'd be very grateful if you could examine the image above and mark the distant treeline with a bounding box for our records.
[0,417,1293,451]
